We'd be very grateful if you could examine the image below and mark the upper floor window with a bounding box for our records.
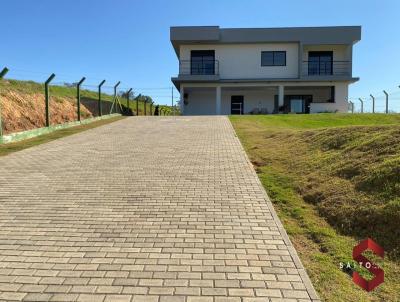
[308,51,333,75]
[261,51,286,66]
[191,50,215,75]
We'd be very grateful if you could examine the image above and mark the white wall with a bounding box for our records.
[184,90,216,115]
[302,44,350,61]
[180,43,299,79]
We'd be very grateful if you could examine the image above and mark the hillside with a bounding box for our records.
[230,114,400,301]
[0,79,163,135]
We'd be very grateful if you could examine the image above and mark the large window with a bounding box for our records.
[308,51,333,75]
[190,50,215,75]
[261,51,286,66]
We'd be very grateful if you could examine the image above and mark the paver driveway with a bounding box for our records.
[0,116,319,302]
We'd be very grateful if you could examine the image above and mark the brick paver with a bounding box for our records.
[0,116,320,301]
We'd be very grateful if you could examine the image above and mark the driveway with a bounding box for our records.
[0,116,319,302]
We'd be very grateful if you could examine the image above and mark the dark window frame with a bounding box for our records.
[308,51,333,75]
[190,50,215,75]
[261,51,286,66]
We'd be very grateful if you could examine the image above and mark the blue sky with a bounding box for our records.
[2,0,400,111]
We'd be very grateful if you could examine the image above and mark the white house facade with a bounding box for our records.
[170,26,361,115]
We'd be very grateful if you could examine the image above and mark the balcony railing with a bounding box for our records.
[179,60,219,76]
[302,61,350,76]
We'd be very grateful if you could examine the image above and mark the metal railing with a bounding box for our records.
[302,61,350,76]
[179,60,219,76]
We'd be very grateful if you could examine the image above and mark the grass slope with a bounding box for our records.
[230,113,400,302]
[0,79,149,114]
[1,79,176,134]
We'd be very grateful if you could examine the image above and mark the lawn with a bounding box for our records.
[0,116,124,157]
[230,113,400,302]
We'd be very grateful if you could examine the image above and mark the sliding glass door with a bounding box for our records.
[290,99,304,113]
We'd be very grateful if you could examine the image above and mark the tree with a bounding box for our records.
[134,94,153,103]
[119,89,135,99]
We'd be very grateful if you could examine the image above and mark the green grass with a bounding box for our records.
[0,116,124,157]
[230,113,400,129]
[230,113,400,302]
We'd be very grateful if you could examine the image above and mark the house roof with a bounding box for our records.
[170,26,361,57]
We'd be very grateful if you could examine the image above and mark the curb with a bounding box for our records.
[0,114,121,144]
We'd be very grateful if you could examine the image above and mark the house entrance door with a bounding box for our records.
[231,96,244,115]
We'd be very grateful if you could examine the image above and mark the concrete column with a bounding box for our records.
[180,85,184,115]
[278,85,284,107]
[298,42,303,78]
[216,86,221,115]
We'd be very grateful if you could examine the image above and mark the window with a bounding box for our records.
[261,51,286,66]
[308,51,333,75]
[190,50,215,75]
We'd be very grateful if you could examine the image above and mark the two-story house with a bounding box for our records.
[170,26,361,115]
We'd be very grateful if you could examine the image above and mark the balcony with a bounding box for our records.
[301,61,351,77]
[177,60,220,81]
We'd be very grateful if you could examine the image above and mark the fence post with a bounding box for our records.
[150,102,153,116]
[358,98,363,113]
[76,77,86,122]
[144,98,147,115]
[127,88,132,115]
[383,90,389,114]
[44,73,56,127]
[348,101,354,113]
[171,87,174,116]
[110,81,121,114]
[136,95,139,116]
[115,81,121,113]
[370,94,375,113]
[0,68,8,79]
[98,80,105,117]
[0,67,9,137]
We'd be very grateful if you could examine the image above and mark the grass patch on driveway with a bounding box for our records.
[230,113,400,302]
[0,116,124,157]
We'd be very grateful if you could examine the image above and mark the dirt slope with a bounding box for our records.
[1,89,92,134]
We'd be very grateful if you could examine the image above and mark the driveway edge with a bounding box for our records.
[227,117,321,302]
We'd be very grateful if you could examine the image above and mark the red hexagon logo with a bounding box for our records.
[352,238,384,292]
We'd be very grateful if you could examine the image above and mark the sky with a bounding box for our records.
[1,0,400,111]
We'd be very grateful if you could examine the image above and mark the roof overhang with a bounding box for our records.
[170,26,362,58]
